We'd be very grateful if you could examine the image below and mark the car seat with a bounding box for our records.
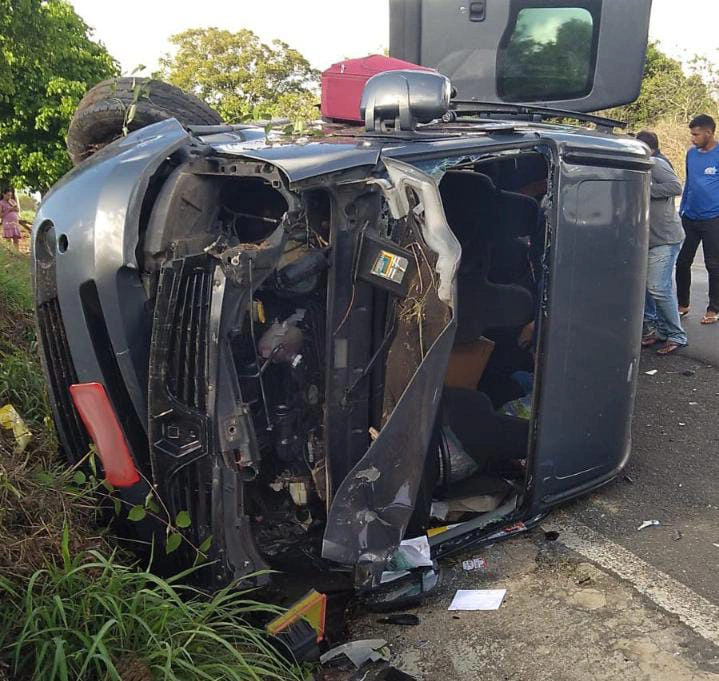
[439,171,536,343]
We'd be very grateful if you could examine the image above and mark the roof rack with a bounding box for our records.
[447,101,627,131]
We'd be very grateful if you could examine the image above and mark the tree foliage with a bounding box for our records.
[160,27,320,124]
[0,0,118,192]
[605,43,718,128]
[498,17,594,101]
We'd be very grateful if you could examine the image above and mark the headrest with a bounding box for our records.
[439,171,498,245]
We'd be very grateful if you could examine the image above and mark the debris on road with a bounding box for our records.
[320,639,390,669]
[0,404,31,452]
[376,614,420,626]
[366,567,441,613]
[644,369,659,376]
[397,536,432,565]
[682,369,696,377]
[485,521,527,541]
[637,520,661,531]
[448,589,506,611]
[380,535,434,584]
[624,473,635,484]
[267,590,326,662]
[544,530,560,541]
[462,557,488,571]
[267,589,326,640]
[674,530,683,541]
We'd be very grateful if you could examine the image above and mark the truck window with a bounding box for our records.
[497,6,598,102]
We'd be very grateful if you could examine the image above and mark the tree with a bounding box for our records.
[497,17,593,100]
[0,0,118,192]
[160,28,320,124]
[604,43,718,128]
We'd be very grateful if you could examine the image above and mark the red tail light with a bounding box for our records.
[69,382,140,487]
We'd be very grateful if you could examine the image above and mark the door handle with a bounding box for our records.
[469,0,486,22]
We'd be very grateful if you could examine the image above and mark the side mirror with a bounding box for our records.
[360,70,452,133]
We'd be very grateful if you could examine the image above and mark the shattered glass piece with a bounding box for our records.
[320,639,390,669]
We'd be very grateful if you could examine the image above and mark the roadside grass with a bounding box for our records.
[0,243,305,680]
[0,242,33,312]
[0,242,45,425]
[0,546,305,681]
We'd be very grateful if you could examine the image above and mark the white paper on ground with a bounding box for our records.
[448,589,506,611]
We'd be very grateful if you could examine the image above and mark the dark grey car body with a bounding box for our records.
[33,114,651,588]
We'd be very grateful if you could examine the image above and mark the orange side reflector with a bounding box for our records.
[266,590,327,643]
[69,382,140,488]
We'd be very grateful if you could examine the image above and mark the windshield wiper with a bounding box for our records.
[448,100,627,131]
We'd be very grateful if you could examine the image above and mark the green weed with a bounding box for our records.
[0,243,33,313]
[0,548,304,681]
[0,348,50,426]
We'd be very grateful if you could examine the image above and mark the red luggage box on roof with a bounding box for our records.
[321,54,434,123]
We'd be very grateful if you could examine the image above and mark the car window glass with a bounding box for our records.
[497,7,596,102]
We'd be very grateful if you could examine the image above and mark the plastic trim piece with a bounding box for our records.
[69,382,140,487]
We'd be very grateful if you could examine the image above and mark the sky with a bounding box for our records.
[69,0,719,75]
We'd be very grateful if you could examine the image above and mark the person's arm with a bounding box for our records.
[679,153,690,215]
[651,158,682,198]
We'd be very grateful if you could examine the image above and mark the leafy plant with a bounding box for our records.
[603,43,719,129]
[159,27,319,125]
[0,0,119,192]
[122,71,153,136]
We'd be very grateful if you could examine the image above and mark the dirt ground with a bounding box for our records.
[347,531,719,680]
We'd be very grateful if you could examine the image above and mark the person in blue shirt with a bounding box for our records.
[676,114,719,324]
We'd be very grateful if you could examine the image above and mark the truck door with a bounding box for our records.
[390,0,653,113]
[529,150,652,508]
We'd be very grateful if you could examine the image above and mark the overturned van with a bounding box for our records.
[33,0,654,589]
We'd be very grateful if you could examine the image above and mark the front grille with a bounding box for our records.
[170,459,213,541]
[149,257,218,582]
[148,257,214,509]
[166,266,212,410]
[37,298,90,463]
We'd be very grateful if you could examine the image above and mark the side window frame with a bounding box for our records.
[496,0,603,102]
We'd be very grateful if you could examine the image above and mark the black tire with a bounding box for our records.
[66,77,222,165]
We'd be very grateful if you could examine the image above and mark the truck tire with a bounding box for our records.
[66,77,222,165]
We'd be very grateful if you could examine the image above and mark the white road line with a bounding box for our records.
[542,511,719,648]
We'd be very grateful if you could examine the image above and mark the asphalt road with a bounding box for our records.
[564,252,719,605]
[680,254,719,365]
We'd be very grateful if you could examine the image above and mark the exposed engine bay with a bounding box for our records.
[135,146,551,586]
